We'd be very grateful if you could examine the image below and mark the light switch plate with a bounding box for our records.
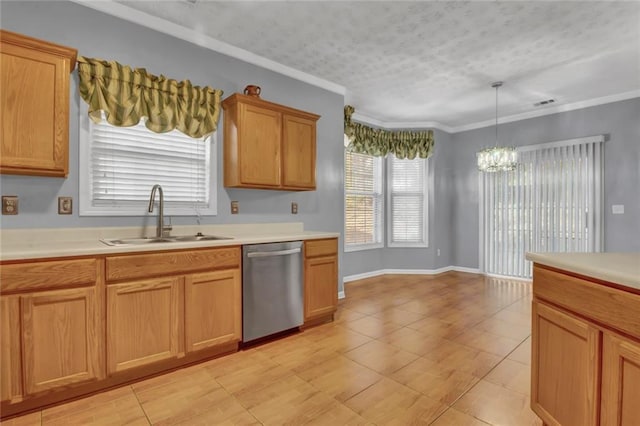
[58,197,73,214]
[231,200,239,214]
[612,204,624,214]
[2,196,18,215]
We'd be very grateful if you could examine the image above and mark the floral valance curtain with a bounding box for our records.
[344,105,435,159]
[77,56,223,139]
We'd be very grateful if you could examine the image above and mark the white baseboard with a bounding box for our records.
[342,270,387,283]
[343,266,483,283]
[485,272,532,282]
[450,266,482,274]
[338,291,346,299]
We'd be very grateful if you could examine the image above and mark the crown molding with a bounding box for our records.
[352,111,454,133]
[450,89,640,133]
[70,0,346,95]
[353,90,640,134]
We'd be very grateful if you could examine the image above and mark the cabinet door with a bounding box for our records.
[1,296,22,402]
[531,301,600,426]
[238,103,281,186]
[107,277,182,374]
[185,269,241,352]
[601,333,640,426]
[304,255,338,322]
[282,114,316,189]
[0,32,75,177]
[21,287,102,395]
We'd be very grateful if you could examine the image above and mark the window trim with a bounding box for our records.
[386,155,429,248]
[78,105,218,217]
[344,150,385,252]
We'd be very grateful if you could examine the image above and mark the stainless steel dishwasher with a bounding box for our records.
[242,241,303,342]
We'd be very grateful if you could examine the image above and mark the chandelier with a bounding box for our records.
[477,82,517,172]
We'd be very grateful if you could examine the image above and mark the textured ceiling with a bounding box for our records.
[107,1,639,129]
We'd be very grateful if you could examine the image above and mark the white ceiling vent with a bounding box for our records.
[534,99,556,107]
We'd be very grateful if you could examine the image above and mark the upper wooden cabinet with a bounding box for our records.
[222,93,320,190]
[0,30,77,177]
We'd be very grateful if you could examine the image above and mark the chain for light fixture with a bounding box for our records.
[477,81,518,172]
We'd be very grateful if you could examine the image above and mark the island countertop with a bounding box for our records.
[526,252,640,291]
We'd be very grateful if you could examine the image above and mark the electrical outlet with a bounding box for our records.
[231,200,239,214]
[437,249,441,257]
[291,202,298,214]
[58,196,73,214]
[2,196,18,215]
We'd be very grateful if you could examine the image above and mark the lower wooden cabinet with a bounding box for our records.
[1,296,22,402]
[531,264,640,426]
[304,239,338,323]
[531,301,600,426]
[601,333,640,426]
[21,287,103,394]
[107,277,182,374]
[185,269,241,352]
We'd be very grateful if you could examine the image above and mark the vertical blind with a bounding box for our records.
[482,136,604,278]
[388,155,428,246]
[89,114,211,210]
[345,151,383,248]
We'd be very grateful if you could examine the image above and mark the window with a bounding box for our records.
[481,136,604,278]
[387,155,429,247]
[344,151,384,251]
[79,111,216,216]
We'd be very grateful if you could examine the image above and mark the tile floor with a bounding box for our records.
[4,272,543,425]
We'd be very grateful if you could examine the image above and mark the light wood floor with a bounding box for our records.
[5,272,542,425]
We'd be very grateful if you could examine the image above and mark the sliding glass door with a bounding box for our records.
[481,136,604,278]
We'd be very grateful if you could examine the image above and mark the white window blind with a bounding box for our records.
[79,111,216,216]
[387,155,428,247]
[344,151,384,250]
[481,136,604,278]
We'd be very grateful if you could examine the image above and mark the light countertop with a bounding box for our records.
[0,223,340,261]
[526,252,640,291]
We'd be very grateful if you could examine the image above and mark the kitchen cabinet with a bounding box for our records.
[22,287,103,394]
[107,277,182,373]
[0,257,103,403]
[185,269,241,352]
[0,30,77,177]
[530,264,640,426]
[531,301,599,426]
[222,93,319,190]
[0,296,22,403]
[601,333,640,426]
[304,238,338,323]
[105,246,242,373]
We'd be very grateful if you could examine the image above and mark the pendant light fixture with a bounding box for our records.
[477,82,517,172]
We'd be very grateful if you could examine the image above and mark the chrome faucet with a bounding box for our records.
[148,184,172,238]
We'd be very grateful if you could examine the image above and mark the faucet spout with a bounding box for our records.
[148,184,167,238]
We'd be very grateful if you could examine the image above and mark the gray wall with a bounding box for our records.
[342,129,454,277]
[451,98,640,269]
[0,1,345,286]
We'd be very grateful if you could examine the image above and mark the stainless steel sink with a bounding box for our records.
[100,234,233,246]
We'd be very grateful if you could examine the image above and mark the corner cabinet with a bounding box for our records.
[222,93,320,190]
[531,264,640,426]
[304,238,338,324]
[0,30,77,177]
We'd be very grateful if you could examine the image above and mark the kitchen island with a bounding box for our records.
[526,252,640,426]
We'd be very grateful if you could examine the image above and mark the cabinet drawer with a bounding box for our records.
[534,265,640,339]
[0,258,98,293]
[305,238,337,258]
[106,247,241,282]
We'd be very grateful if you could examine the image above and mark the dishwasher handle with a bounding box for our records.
[246,247,301,258]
